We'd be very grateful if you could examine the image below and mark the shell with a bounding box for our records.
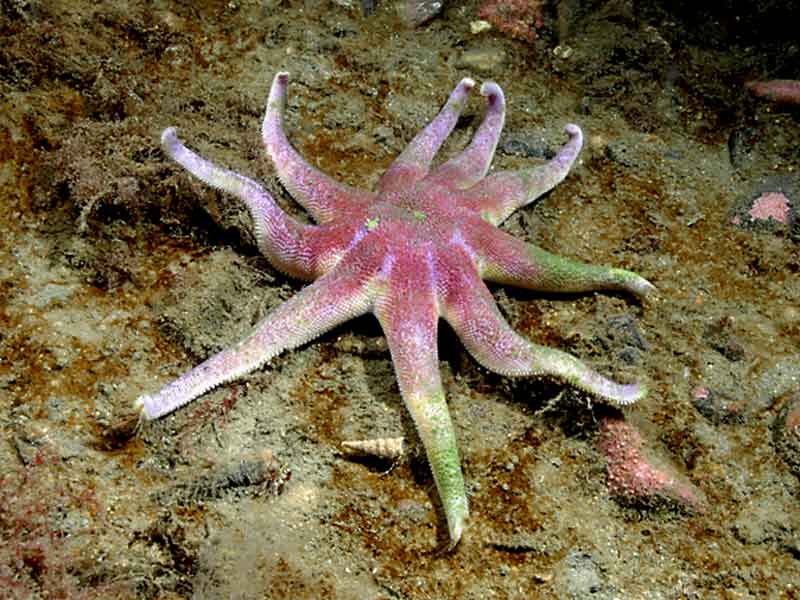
[341,437,405,460]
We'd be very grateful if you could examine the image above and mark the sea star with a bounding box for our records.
[138,72,655,549]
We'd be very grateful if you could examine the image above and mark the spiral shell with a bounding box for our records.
[341,437,405,460]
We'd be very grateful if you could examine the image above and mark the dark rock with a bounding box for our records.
[691,386,745,425]
[702,316,745,362]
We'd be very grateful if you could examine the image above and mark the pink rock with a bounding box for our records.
[397,0,443,27]
[748,191,790,224]
[745,79,800,105]
[596,415,705,513]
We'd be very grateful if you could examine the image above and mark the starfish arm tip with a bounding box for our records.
[460,77,476,91]
[615,381,648,406]
[441,483,469,550]
[478,81,505,111]
[564,123,582,139]
[630,276,658,300]
[161,126,180,154]
[590,380,648,407]
[479,80,501,97]
[134,395,155,420]
[135,391,187,420]
[609,269,657,300]
[447,526,464,551]
[267,72,290,111]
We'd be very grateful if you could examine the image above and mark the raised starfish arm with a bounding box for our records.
[428,81,505,190]
[460,124,583,225]
[374,253,468,549]
[162,127,343,280]
[439,253,647,406]
[262,72,376,224]
[137,261,375,419]
[463,216,656,298]
[378,77,475,194]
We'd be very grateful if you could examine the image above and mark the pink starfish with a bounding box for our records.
[138,72,655,549]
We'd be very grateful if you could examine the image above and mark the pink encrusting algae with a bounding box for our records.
[748,191,791,224]
[596,415,706,513]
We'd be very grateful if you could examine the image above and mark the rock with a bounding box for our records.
[595,414,706,513]
[729,175,798,234]
[702,316,745,362]
[456,46,507,73]
[691,386,745,425]
[773,391,800,478]
[396,0,443,27]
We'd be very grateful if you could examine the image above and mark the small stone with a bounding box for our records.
[691,386,745,425]
[498,133,553,160]
[456,47,506,73]
[727,126,757,169]
[552,45,573,60]
[470,19,492,34]
[396,0,443,27]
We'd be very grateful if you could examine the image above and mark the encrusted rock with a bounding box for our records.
[596,414,706,513]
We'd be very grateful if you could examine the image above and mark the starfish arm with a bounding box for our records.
[373,252,467,549]
[429,81,505,190]
[378,78,475,194]
[162,127,338,280]
[262,72,376,223]
[460,124,583,225]
[137,262,375,419]
[439,254,647,406]
[463,216,656,298]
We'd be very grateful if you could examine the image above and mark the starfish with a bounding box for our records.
[138,72,655,549]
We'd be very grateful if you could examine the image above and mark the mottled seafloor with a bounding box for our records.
[1,1,799,598]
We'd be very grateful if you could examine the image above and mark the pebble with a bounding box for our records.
[497,134,554,160]
[397,0,443,27]
[456,47,506,73]
[691,386,745,425]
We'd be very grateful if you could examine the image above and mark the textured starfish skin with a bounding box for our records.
[138,72,655,549]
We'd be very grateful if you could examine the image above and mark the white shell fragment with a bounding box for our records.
[470,19,492,34]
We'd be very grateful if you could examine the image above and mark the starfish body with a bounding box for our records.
[139,73,655,548]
